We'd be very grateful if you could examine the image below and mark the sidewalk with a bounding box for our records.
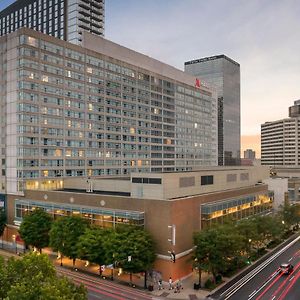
[0,246,212,300]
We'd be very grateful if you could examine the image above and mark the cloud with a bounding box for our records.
[107,0,300,135]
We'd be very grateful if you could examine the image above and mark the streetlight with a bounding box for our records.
[12,234,17,253]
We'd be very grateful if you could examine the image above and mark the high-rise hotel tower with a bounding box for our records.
[0,0,105,44]
[0,28,217,195]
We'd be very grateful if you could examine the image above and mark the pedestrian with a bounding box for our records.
[178,279,183,290]
[158,279,163,290]
[168,277,173,290]
[175,281,180,293]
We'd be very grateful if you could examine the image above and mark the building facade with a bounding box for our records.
[3,166,273,280]
[0,0,105,44]
[261,100,300,167]
[184,55,241,166]
[0,28,218,195]
[244,149,256,160]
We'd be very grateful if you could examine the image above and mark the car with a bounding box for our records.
[279,263,293,275]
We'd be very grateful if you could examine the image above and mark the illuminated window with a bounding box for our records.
[65,150,71,157]
[131,160,135,166]
[29,73,34,79]
[130,127,135,134]
[67,70,71,78]
[54,149,62,157]
[88,103,93,111]
[86,67,92,74]
[44,119,47,125]
[194,123,198,129]
[43,170,48,177]
[67,120,71,127]
[42,75,48,82]
[79,150,84,157]
[28,36,37,47]
[105,152,110,158]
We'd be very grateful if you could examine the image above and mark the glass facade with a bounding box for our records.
[14,199,144,227]
[0,0,105,44]
[185,55,241,166]
[200,191,274,228]
[0,31,217,194]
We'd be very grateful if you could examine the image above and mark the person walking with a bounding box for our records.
[168,277,173,290]
[158,279,163,290]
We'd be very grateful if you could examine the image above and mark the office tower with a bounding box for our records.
[244,149,256,160]
[0,0,105,44]
[0,28,218,195]
[184,55,241,166]
[261,100,300,167]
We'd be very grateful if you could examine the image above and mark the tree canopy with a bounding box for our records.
[0,253,87,300]
[19,208,52,252]
[49,216,88,266]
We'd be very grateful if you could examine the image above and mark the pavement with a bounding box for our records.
[3,237,300,300]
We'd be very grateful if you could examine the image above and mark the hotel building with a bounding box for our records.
[0,27,218,197]
[0,0,105,44]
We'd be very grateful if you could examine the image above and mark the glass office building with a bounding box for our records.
[184,55,241,166]
[0,0,104,44]
[0,28,217,195]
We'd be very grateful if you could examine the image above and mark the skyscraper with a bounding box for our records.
[261,100,300,167]
[184,55,241,166]
[0,0,105,44]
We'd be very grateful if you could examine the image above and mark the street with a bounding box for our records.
[210,236,300,300]
[57,267,154,300]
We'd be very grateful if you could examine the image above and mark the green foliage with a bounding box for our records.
[279,202,300,227]
[204,278,216,290]
[0,208,6,237]
[193,223,243,281]
[114,227,156,274]
[49,216,88,262]
[77,227,113,274]
[194,214,289,283]
[19,208,52,251]
[0,253,87,299]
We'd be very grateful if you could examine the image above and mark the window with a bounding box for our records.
[201,175,213,185]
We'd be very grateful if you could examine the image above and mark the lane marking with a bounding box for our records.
[271,260,300,299]
[288,257,293,262]
[289,275,295,281]
[248,290,256,297]
[277,269,300,300]
[221,236,300,300]
[249,271,281,300]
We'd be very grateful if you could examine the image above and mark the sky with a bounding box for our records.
[1,0,300,157]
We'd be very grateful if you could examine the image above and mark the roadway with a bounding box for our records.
[57,267,154,300]
[210,235,300,300]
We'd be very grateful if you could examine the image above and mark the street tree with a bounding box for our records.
[49,216,88,267]
[77,227,113,276]
[19,208,52,252]
[0,253,86,300]
[193,223,243,283]
[279,202,300,228]
[114,226,156,285]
